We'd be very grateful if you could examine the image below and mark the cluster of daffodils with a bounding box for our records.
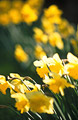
[0,73,54,114]
[33,5,75,54]
[34,52,76,96]
[0,52,77,115]
[13,2,76,68]
[0,0,44,25]
[33,5,64,51]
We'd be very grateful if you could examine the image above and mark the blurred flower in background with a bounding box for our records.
[0,0,77,77]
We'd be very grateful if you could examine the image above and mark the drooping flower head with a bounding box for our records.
[43,74,75,96]
[11,93,30,114]
[0,75,10,94]
[34,56,49,78]
[9,73,38,94]
[26,91,54,114]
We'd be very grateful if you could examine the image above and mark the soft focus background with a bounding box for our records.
[0,0,78,76]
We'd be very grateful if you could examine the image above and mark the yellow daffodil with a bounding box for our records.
[48,53,64,76]
[65,52,78,79]
[49,32,64,49]
[26,91,54,114]
[34,53,64,77]
[41,17,55,34]
[36,66,49,78]
[44,5,62,24]
[58,19,75,38]
[11,93,30,114]
[34,56,49,78]
[21,4,38,24]
[33,27,48,43]
[9,73,38,94]
[9,9,21,24]
[0,75,10,94]
[14,44,28,63]
[0,13,10,25]
[44,5,62,18]
[43,74,74,96]
[34,45,46,59]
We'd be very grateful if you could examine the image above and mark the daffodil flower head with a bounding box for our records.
[9,8,21,24]
[49,32,64,49]
[14,44,28,63]
[65,52,78,79]
[43,53,64,76]
[34,56,49,78]
[0,13,10,25]
[34,45,46,59]
[43,73,75,96]
[21,4,38,24]
[11,93,30,114]
[33,27,48,43]
[0,75,10,94]
[9,73,38,94]
[26,91,54,114]
[44,5,62,24]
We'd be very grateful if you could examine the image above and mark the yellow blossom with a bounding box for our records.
[10,80,37,94]
[9,73,38,94]
[0,13,10,25]
[41,17,55,34]
[49,32,64,49]
[33,27,48,43]
[48,53,64,76]
[11,93,30,114]
[9,9,21,24]
[65,52,78,79]
[34,54,64,77]
[58,19,75,38]
[43,74,75,96]
[21,4,38,24]
[14,44,28,63]
[10,73,21,78]
[34,56,49,78]
[44,5,62,18]
[0,75,10,94]
[34,45,46,59]
[44,5,62,24]
[36,66,49,78]
[26,91,54,114]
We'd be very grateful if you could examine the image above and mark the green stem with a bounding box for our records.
[0,105,21,116]
[54,99,66,120]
